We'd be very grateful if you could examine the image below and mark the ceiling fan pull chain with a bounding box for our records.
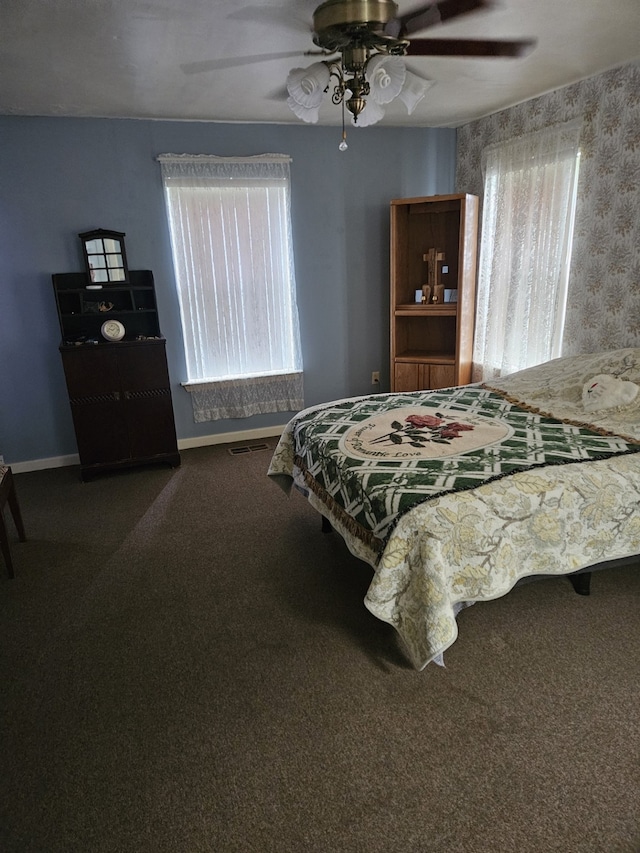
[339,98,348,151]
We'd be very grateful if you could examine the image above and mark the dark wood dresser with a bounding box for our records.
[52,269,180,481]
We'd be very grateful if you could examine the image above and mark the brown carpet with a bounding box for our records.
[1,444,638,853]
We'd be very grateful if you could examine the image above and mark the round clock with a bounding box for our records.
[101,319,125,342]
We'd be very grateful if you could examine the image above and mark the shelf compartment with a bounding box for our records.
[395,350,455,364]
[81,292,134,314]
[57,292,82,315]
[390,206,462,306]
[394,315,457,360]
[395,304,457,317]
[132,289,157,311]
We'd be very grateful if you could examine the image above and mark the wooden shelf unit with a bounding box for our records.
[390,193,479,393]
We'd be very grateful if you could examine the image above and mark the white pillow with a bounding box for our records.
[582,374,640,412]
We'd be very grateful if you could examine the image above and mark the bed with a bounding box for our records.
[268,348,640,670]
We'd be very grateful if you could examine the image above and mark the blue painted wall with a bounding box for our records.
[0,116,456,466]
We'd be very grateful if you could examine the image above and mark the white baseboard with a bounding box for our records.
[9,454,80,475]
[7,426,287,474]
[177,424,286,451]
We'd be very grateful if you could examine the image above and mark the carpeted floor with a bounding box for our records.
[1,444,639,853]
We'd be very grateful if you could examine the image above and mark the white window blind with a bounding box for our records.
[158,153,303,421]
[472,120,582,381]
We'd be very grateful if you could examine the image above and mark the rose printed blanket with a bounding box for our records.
[279,385,639,558]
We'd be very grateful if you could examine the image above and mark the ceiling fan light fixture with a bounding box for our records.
[398,70,433,115]
[286,63,331,109]
[365,53,406,104]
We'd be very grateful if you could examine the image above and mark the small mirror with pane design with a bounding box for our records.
[79,228,129,285]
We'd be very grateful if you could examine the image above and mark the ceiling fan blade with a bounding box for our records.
[386,0,492,38]
[406,37,536,57]
[181,52,307,75]
[265,85,291,103]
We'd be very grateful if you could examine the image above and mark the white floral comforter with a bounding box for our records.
[268,349,640,670]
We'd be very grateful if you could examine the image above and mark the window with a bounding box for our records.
[472,120,582,381]
[158,153,303,422]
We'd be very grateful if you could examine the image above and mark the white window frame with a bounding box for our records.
[158,153,303,422]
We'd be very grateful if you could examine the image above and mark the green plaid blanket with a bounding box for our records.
[291,385,640,557]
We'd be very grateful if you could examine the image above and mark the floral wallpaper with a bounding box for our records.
[456,60,640,355]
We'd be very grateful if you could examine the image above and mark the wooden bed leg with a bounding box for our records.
[569,572,591,596]
[321,515,333,534]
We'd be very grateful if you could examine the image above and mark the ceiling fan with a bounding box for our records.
[182,0,535,140]
[284,0,534,141]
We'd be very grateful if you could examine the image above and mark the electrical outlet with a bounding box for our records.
[0,455,4,464]
[371,371,380,385]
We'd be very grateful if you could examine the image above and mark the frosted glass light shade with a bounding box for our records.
[398,71,433,115]
[286,96,321,124]
[286,63,331,108]
[365,54,406,105]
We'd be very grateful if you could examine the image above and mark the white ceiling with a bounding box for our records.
[1,0,640,128]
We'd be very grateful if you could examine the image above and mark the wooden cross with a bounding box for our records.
[422,248,445,289]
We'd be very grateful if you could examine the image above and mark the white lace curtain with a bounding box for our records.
[472,120,582,382]
[158,153,303,421]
